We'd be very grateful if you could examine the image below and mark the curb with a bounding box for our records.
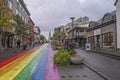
[83,61,109,80]
[92,51,120,60]
[89,51,120,60]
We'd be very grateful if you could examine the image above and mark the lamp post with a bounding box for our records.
[70,17,75,42]
[70,17,75,29]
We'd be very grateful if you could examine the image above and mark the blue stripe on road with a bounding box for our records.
[30,45,49,80]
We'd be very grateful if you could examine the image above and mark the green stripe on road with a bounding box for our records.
[14,46,47,80]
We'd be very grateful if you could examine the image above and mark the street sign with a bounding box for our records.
[85,43,91,51]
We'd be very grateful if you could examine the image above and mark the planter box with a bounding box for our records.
[70,54,84,64]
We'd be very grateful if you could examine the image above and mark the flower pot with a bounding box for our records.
[70,54,84,64]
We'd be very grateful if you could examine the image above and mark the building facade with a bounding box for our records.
[86,11,116,50]
[9,0,30,24]
[65,17,89,48]
[1,0,31,48]
[115,0,120,49]
[34,26,41,44]
[54,27,61,34]
[64,17,89,39]
[68,27,88,48]
[29,18,35,44]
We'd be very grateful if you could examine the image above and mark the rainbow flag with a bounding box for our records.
[0,44,60,80]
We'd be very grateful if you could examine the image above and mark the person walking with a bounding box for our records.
[17,40,21,48]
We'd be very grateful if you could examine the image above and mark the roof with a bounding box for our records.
[68,27,88,33]
[114,0,118,5]
[30,17,35,25]
[19,0,30,15]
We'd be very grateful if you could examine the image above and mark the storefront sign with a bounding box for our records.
[94,29,101,35]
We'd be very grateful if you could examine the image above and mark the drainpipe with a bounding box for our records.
[115,20,117,53]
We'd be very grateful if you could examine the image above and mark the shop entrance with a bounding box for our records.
[96,35,100,47]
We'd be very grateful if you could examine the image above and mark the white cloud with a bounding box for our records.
[24,0,116,39]
[78,0,87,4]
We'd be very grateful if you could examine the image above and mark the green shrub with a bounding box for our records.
[68,49,76,55]
[118,49,120,55]
[22,44,27,50]
[54,49,71,66]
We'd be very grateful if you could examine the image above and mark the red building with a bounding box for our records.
[29,18,35,44]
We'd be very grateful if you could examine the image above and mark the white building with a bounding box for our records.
[0,0,31,48]
[64,17,89,39]
[34,27,41,43]
[8,0,30,24]
[115,0,120,49]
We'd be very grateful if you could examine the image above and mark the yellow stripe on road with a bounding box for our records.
[0,50,33,76]
[0,45,46,80]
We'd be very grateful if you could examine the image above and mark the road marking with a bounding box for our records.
[0,45,46,80]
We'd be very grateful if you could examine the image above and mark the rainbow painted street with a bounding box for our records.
[0,44,60,80]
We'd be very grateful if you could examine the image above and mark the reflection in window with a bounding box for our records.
[88,36,94,45]
[102,32,113,46]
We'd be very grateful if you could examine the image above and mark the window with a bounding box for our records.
[88,36,94,45]
[24,19,26,23]
[8,1,13,10]
[19,13,21,17]
[102,32,113,46]
[22,16,24,21]
[19,3,22,8]
[16,9,18,15]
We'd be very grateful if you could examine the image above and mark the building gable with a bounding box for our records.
[114,0,118,5]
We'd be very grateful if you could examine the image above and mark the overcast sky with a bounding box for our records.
[23,0,116,39]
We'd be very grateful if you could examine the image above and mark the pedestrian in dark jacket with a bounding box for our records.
[17,40,21,48]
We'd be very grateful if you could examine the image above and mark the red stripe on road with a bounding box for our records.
[0,46,40,68]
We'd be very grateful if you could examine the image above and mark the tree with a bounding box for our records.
[0,0,15,31]
[60,31,66,40]
[40,34,47,43]
[53,31,66,42]
[0,0,15,49]
[14,15,30,36]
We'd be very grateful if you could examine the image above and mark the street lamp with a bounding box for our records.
[70,17,75,43]
[70,17,75,29]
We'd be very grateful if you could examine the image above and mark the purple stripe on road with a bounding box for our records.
[45,44,60,80]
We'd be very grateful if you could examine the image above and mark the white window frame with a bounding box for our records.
[8,0,13,10]
[16,9,18,15]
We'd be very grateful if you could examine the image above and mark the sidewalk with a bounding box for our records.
[76,49,120,80]
[0,43,42,62]
[0,48,25,62]
[91,47,120,58]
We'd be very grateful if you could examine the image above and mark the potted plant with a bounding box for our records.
[22,44,27,50]
[54,49,71,66]
[68,49,84,64]
[54,49,84,65]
